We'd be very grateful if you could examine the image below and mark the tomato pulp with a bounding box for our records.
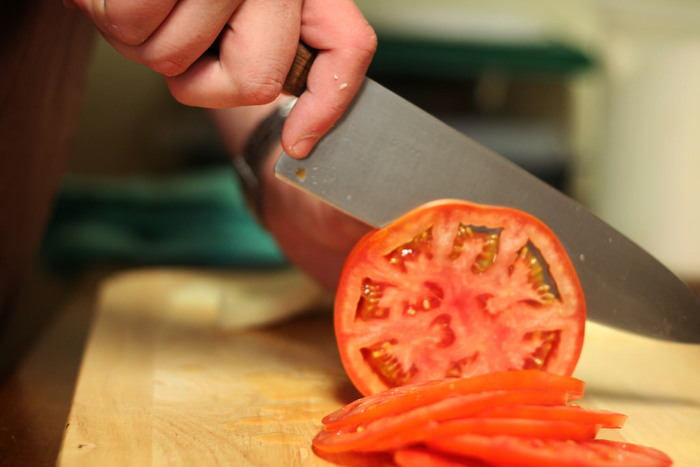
[334,200,586,395]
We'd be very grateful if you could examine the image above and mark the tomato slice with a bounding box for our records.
[322,370,584,430]
[428,435,674,467]
[368,417,599,452]
[394,448,490,467]
[474,404,627,429]
[334,200,586,395]
[313,389,570,454]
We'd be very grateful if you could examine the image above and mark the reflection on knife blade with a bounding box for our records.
[275,78,700,343]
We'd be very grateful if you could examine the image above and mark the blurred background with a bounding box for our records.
[53,0,700,282]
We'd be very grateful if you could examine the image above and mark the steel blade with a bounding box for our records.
[275,78,700,343]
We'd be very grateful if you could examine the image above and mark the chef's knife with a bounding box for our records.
[275,43,700,343]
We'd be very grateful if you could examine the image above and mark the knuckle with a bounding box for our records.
[360,24,379,54]
[109,23,151,47]
[326,95,348,118]
[355,24,378,61]
[142,46,190,76]
[101,4,155,46]
[152,58,189,77]
[166,84,194,107]
[238,78,283,106]
[233,61,286,105]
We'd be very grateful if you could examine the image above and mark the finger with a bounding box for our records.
[103,0,242,77]
[164,0,302,108]
[281,0,377,158]
[70,0,176,45]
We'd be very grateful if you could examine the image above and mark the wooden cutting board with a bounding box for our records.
[58,268,700,466]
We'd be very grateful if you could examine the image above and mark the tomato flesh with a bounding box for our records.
[474,404,628,429]
[394,448,491,467]
[367,417,600,452]
[427,435,673,467]
[335,200,586,396]
[321,370,584,430]
[313,389,570,454]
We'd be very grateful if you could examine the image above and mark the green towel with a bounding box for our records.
[41,167,287,272]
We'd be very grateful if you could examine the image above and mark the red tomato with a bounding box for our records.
[394,448,490,467]
[313,389,570,454]
[334,200,586,395]
[474,404,627,429]
[322,370,584,430]
[427,435,673,467]
[368,417,599,452]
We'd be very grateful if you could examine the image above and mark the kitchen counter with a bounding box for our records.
[1,268,699,466]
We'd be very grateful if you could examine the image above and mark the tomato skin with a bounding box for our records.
[335,200,586,396]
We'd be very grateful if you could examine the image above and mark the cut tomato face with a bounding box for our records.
[334,200,586,395]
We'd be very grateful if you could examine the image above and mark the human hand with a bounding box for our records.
[66,0,377,158]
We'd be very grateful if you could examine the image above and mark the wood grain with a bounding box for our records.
[58,269,700,466]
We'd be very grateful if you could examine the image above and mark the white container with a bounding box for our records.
[591,0,700,280]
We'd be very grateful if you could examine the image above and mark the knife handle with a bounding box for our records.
[282,41,318,97]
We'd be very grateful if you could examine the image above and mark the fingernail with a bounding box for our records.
[290,135,320,158]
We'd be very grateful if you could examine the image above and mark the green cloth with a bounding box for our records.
[41,168,287,272]
[369,35,594,79]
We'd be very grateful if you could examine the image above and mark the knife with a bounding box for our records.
[274,42,700,343]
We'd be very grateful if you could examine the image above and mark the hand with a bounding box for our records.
[67,0,377,158]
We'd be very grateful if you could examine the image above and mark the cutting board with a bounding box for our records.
[58,268,700,466]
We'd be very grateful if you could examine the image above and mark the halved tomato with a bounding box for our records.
[334,200,586,396]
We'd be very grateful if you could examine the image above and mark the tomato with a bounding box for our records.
[334,200,586,395]
[313,389,570,454]
[367,417,599,452]
[394,448,490,467]
[427,435,673,467]
[322,370,584,430]
[313,371,671,465]
[474,404,627,429]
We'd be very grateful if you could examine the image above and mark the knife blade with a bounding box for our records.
[274,44,700,343]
